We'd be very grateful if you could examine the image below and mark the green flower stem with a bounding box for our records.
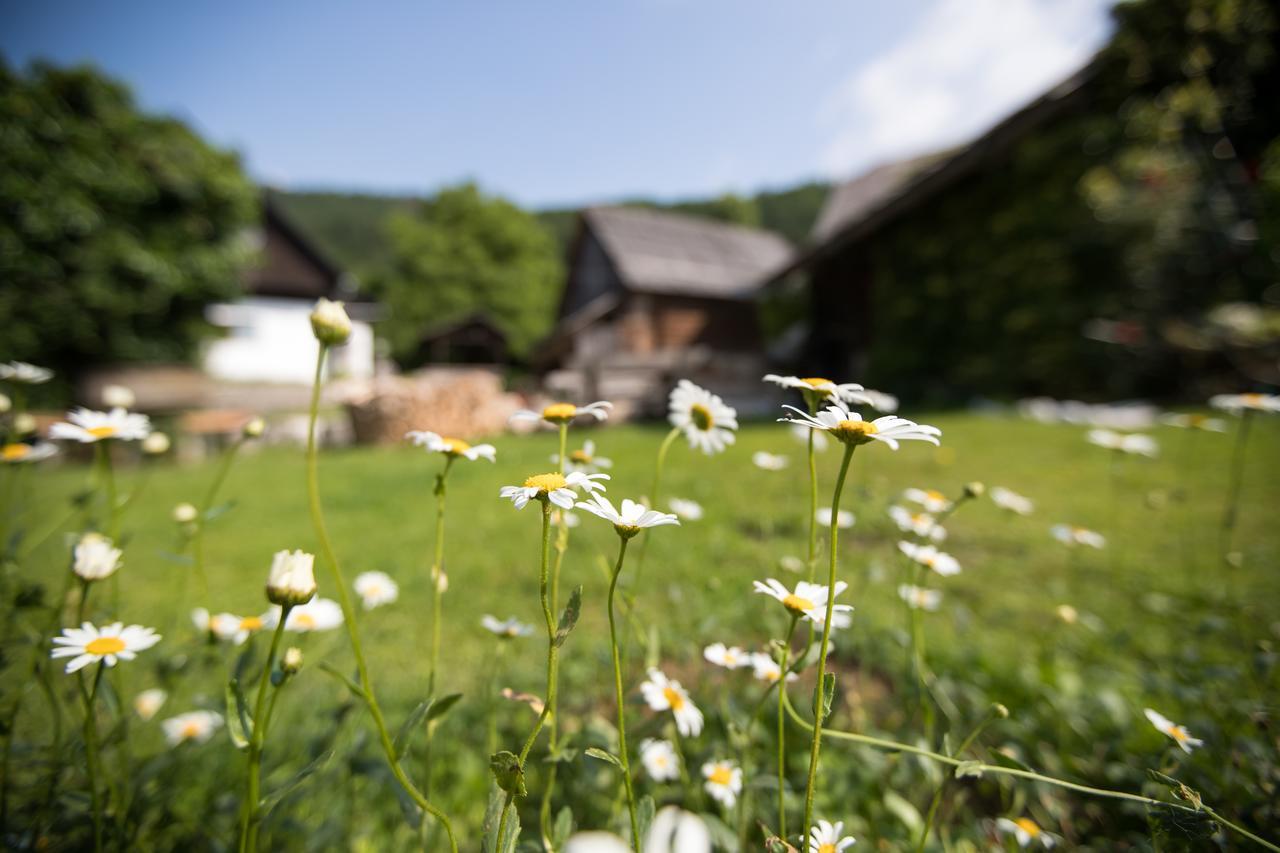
[776,615,800,840]
[192,436,247,603]
[557,423,568,475]
[241,605,291,853]
[778,689,1279,852]
[540,423,570,848]
[1220,409,1253,558]
[428,458,453,696]
[915,706,1006,852]
[500,502,559,847]
[806,428,819,579]
[305,345,457,853]
[606,536,641,851]
[77,662,107,853]
[801,441,855,841]
[94,443,121,618]
[635,426,680,580]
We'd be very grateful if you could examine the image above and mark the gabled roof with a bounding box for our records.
[244,194,362,302]
[584,206,792,299]
[808,152,950,243]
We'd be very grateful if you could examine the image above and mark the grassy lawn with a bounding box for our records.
[11,411,1280,849]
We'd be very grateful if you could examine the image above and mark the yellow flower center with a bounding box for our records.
[1,443,30,461]
[524,473,568,493]
[569,449,592,464]
[801,377,833,392]
[782,594,816,613]
[1188,414,1206,427]
[542,402,578,421]
[1243,393,1262,405]
[833,419,878,444]
[87,426,117,438]
[1072,527,1089,536]
[294,613,316,629]
[443,437,471,454]
[239,617,263,631]
[1014,818,1040,836]
[926,490,945,502]
[662,686,685,711]
[708,766,732,786]
[818,845,836,853]
[690,403,713,431]
[86,637,126,655]
[1169,726,1189,742]
[181,720,204,739]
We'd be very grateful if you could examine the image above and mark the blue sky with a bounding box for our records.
[3,0,1114,208]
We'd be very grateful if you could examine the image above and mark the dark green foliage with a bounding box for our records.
[0,60,258,391]
[369,183,565,365]
[272,190,418,279]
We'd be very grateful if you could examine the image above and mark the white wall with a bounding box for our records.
[203,297,375,384]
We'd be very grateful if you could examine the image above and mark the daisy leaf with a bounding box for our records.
[259,749,333,817]
[224,679,251,750]
[636,795,656,848]
[553,585,583,648]
[584,747,623,769]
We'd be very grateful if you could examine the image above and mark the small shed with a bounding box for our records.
[414,313,509,366]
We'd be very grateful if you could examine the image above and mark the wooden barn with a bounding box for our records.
[537,206,792,417]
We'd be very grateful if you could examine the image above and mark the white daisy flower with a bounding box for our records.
[763,374,871,408]
[749,652,798,684]
[898,585,942,611]
[902,488,953,514]
[644,807,711,853]
[353,570,399,610]
[700,760,742,808]
[639,668,703,737]
[816,507,854,529]
[405,430,496,462]
[859,389,899,413]
[72,532,122,582]
[210,612,273,646]
[266,549,317,607]
[1143,708,1204,753]
[565,832,631,853]
[101,385,135,409]
[1,441,58,463]
[133,688,167,721]
[752,451,789,471]
[780,405,941,450]
[753,578,853,628]
[282,598,344,632]
[995,817,1057,848]
[898,542,961,577]
[500,471,609,510]
[0,361,53,384]
[550,509,581,528]
[1056,604,1079,624]
[482,615,535,638]
[990,487,1034,515]
[161,710,223,746]
[809,819,857,853]
[888,506,947,542]
[191,607,212,635]
[50,407,151,443]
[669,380,738,455]
[1086,429,1158,457]
[576,494,680,536]
[1159,413,1227,432]
[667,497,703,521]
[1209,393,1280,415]
[792,422,829,451]
[703,643,750,669]
[510,400,613,427]
[172,503,198,524]
[1050,524,1106,549]
[551,438,613,472]
[141,432,171,455]
[639,738,681,782]
[50,622,161,673]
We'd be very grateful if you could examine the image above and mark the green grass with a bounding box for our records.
[9,412,1280,849]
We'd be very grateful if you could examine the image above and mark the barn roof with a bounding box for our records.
[808,152,949,243]
[583,206,792,299]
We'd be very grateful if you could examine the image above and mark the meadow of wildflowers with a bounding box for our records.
[1,305,1278,851]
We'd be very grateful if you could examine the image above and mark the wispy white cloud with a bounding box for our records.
[817,0,1112,178]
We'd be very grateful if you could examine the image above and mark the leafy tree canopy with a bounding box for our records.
[0,60,258,392]
[371,183,564,365]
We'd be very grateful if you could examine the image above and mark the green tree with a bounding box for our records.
[372,183,564,365]
[0,60,258,393]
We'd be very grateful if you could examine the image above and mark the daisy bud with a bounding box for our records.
[266,549,318,607]
[0,393,10,414]
[13,413,35,436]
[310,298,352,346]
[102,384,136,409]
[242,417,266,439]
[964,481,985,498]
[73,532,122,582]
[142,432,171,455]
[281,647,303,674]
[172,503,198,524]
[1056,604,1079,625]
[991,702,1009,719]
